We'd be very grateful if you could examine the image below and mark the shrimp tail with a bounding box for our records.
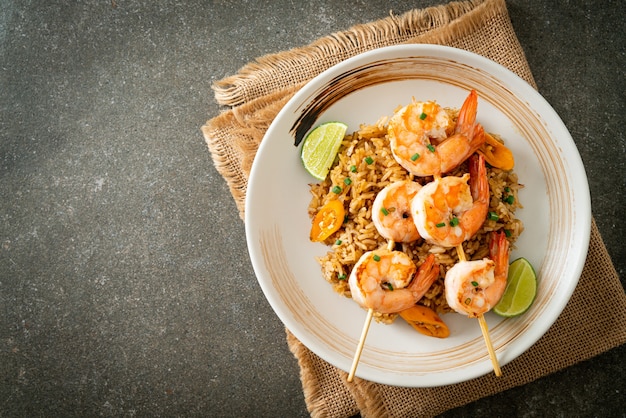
[408,254,439,300]
[490,230,510,278]
[468,123,487,157]
[469,153,488,202]
[455,90,478,136]
[438,92,486,174]
[456,91,486,157]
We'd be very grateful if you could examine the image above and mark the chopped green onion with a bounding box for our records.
[504,186,511,192]
[381,207,389,216]
[364,156,374,165]
[488,211,499,221]
[343,177,352,186]
[373,254,381,262]
[335,239,342,245]
[504,195,515,204]
[427,144,436,152]
[435,222,446,228]
[337,273,346,280]
[471,281,479,287]
[504,229,512,237]
[350,165,357,173]
[385,283,394,290]
[332,185,342,194]
[419,112,427,120]
[410,153,420,161]
[449,217,460,227]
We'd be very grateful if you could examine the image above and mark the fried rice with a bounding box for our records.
[307,115,524,324]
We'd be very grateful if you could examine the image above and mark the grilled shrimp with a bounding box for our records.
[388,90,486,177]
[444,231,510,318]
[372,180,422,243]
[411,153,489,248]
[349,251,439,314]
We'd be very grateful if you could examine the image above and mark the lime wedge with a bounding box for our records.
[300,122,348,181]
[493,257,537,317]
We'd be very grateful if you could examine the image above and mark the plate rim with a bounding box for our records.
[245,44,591,386]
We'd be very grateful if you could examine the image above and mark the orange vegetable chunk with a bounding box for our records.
[399,305,450,338]
[477,132,515,171]
[310,199,345,242]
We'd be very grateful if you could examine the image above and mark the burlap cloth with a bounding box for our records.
[202,0,626,416]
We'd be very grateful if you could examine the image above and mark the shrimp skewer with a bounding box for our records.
[412,153,489,248]
[388,90,486,177]
[347,241,439,382]
[447,231,510,376]
[446,231,510,317]
[372,180,422,243]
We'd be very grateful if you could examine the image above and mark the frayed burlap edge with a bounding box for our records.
[212,0,488,107]
[202,86,301,219]
[402,0,536,88]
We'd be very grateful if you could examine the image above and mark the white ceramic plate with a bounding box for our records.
[245,45,591,387]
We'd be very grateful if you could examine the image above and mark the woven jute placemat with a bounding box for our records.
[202,0,626,416]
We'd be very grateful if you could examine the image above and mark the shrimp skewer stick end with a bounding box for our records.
[347,307,373,383]
[478,314,502,377]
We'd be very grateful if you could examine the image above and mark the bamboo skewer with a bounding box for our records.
[478,314,502,377]
[347,307,373,382]
[347,240,396,383]
[456,244,502,377]
[455,243,466,263]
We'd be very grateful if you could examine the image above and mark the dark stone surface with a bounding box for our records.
[1,1,623,416]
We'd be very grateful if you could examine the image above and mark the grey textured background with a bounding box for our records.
[1,1,624,417]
